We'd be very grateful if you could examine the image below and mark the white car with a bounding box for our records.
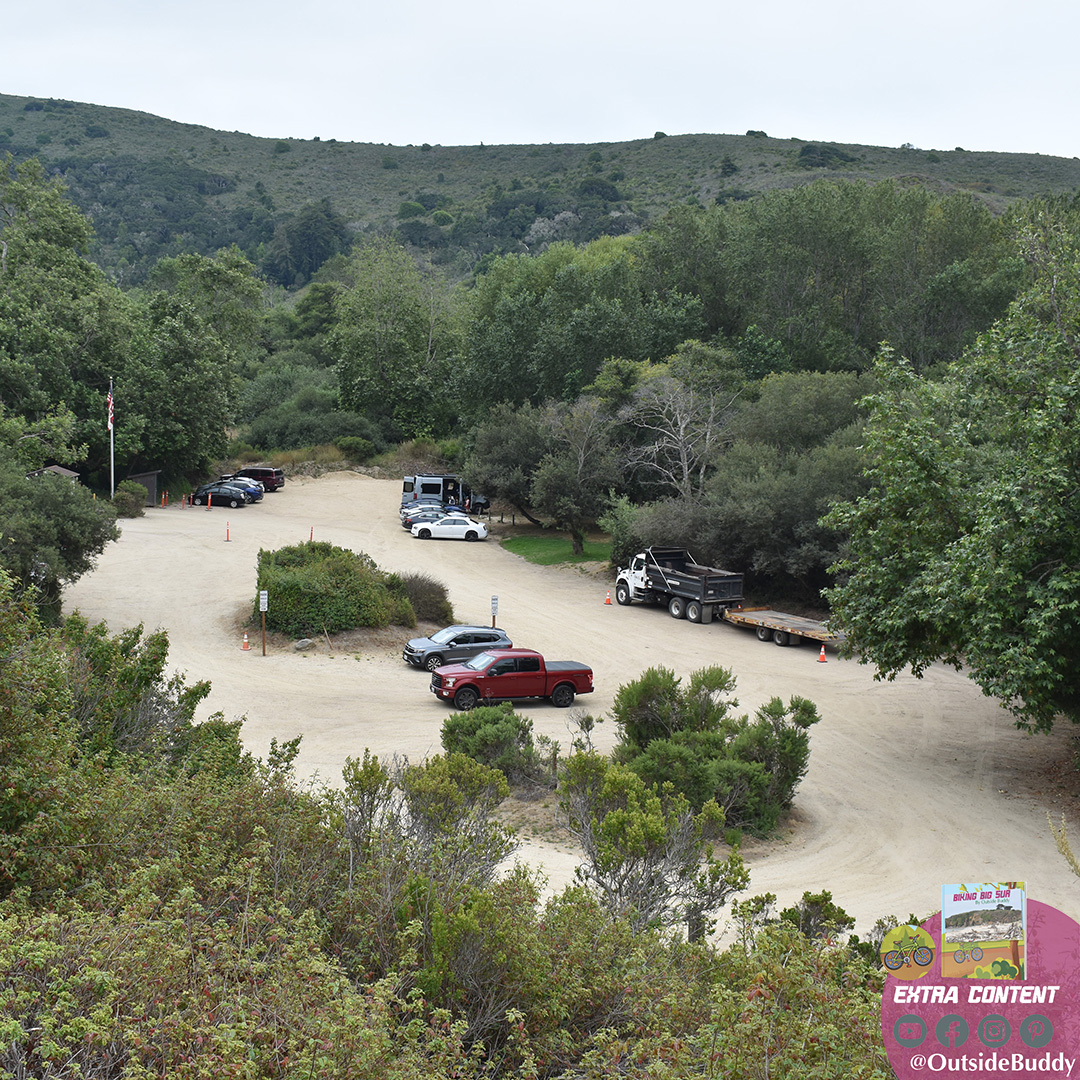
[411,515,488,541]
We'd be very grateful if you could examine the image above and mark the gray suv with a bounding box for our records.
[403,625,512,671]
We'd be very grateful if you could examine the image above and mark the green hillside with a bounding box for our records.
[3,91,1079,284]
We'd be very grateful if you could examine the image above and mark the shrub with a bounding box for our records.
[780,889,856,940]
[441,704,534,777]
[396,570,454,624]
[611,667,820,835]
[334,436,375,463]
[598,494,646,568]
[111,480,146,518]
[441,703,558,786]
[256,542,414,637]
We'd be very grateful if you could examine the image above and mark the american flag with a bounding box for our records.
[107,388,114,431]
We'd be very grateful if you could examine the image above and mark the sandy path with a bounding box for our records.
[64,472,1080,933]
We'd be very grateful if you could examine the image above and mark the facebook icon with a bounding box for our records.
[936,1015,970,1048]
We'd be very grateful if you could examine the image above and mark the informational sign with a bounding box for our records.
[491,594,498,616]
[259,590,269,612]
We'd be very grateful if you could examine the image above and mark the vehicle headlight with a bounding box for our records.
[444,677,456,687]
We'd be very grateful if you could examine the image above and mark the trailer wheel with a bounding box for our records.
[772,630,790,646]
[756,626,771,642]
[668,596,686,619]
[686,600,703,623]
[615,582,632,606]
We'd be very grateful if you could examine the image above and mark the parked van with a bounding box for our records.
[401,474,488,512]
[236,466,286,491]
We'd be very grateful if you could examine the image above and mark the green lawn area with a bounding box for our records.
[500,534,612,566]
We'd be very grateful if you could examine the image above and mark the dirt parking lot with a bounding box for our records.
[64,471,1080,933]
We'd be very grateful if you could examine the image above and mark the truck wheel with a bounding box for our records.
[756,626,772,642]
[668,597,686,619]
[686,600,703,623]
[453,687,479,710]
[772,630,790,646]
[615,582,632,606]
[425,654,444,672]
[551,684,575,708]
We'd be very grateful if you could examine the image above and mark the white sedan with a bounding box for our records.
[411,515,488,541]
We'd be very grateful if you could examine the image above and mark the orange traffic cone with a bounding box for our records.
[817,643,827,663]
[241,633,251,651]
[605,591,612,605]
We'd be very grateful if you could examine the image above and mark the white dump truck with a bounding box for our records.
[614,547,745,623]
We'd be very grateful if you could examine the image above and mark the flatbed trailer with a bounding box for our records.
[722,607,845,648]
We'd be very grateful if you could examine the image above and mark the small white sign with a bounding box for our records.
[491,594,498,616]
[259,590,268,612]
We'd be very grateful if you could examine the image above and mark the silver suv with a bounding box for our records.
[403,625,513,671]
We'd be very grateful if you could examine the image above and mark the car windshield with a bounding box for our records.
[430,627,459,644]
[464,652,495,670]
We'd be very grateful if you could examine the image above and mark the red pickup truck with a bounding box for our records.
[430,648,594,711]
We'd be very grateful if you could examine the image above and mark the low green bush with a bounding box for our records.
[256,542,415,637]
[111,480,146,518]
[396,571,454,624]
[612,666,821,835]
[441,704,534,778]
[441,703,559,786]
[334,436,375,463]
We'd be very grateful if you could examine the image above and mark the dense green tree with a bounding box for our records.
[827,206,1080,731]
[827,357,1077,728]
[614,369,871,597]
[0,155,135,467]
[145,246,265,368]
[530,397,621,554]
[331,238,463,437]
[635,179,1021,372]
[0,409,117,616]
[723,179,1021,371]
[463,401,551,524]
[261,199,352,286]
[729,369,870,451]
[462,237,705,412]
[635,203,733,335]
[117,294,236,478]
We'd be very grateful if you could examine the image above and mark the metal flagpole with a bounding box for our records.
[108,378,115,497]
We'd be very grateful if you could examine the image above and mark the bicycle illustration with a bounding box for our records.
[883,931,935,971]
[951,945,984,964]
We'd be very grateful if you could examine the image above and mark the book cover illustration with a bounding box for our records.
[940,881,1025,979]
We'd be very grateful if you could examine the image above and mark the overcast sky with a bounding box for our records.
[6,0,1077,157]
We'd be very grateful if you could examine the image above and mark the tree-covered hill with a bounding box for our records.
[3,91,1079,284]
